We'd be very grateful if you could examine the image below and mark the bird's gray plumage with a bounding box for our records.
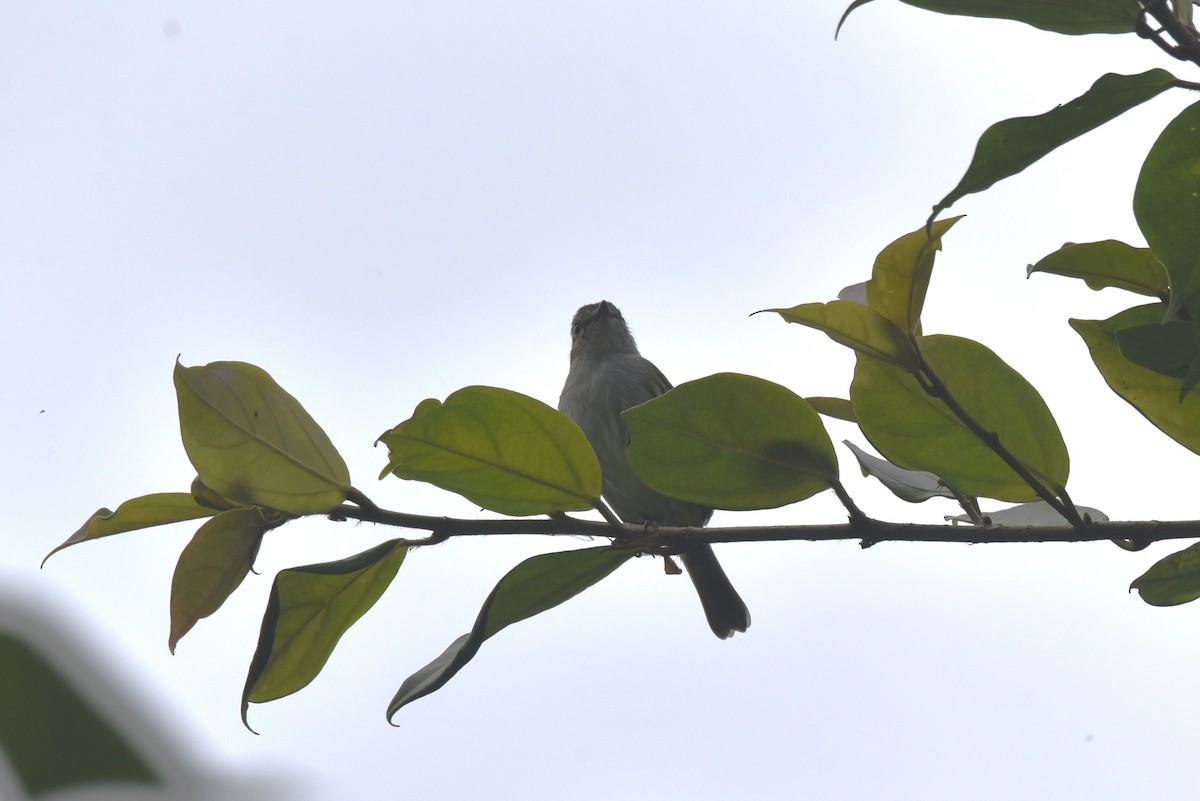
[558,300,750,638]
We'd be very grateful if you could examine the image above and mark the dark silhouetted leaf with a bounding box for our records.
[839,0,1140,36]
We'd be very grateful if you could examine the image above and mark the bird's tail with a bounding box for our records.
[680,544,750,639]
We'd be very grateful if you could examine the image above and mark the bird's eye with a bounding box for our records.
[571,323,582,337]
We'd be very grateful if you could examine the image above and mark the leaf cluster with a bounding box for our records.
[44,0,1200,725]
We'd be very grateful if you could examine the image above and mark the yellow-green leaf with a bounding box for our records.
[44,493,216,566]
[851,335,1069,501]
[243,539,409,728]
[806,396,856,423]
[623,373,837,511]
[377,386,601,516]
[866,217,962,335]
[169,507,274,653]
[767,300,919,369]
[174,360,350,514]
[387,547,633,720]
[1027,240,1168,299]
[1072,303,1200,454]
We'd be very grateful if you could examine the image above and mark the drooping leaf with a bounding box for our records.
[377,386,601,516]
[1072,304,1200,454]
[866,217,962,335]
[243,539,409,728]
[838,0,1140,36]
[766,300,919,369]
[851,335,1069,502]
[1027,240,1168,299]
[387,547,633,720]
[169,507,276,653]
[843,440,955,503]
[1134,99,1200,316]
[174,360,350,515]
[0,635,160,796]
[44,493,216,566]
[933,70,1177,222]
[1131,543,1200,606]
[806,396,856,422]
[946,501,1109,526]
[623,373,838,511]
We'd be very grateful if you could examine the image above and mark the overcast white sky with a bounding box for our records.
[4,2,1200,800]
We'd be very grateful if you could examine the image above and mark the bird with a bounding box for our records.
[558,299,750,639]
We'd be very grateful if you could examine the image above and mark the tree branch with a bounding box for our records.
[330,499,1200,551]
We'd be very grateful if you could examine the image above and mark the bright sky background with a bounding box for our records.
[4,2,1200,800]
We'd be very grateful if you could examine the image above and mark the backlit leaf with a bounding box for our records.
[44,493,215,565]
[169,507,275,653]
[1131,543,1200,606]
[851,335,1069,502]
[866,217,962,335]
[387,547,633,719]
[1072,303,1200,454]
[766,300,919,369]
[243,539,409,728]
[377,386,600,516]
[1134,99,1200,316]
[174,360,350,515]
[624,373,838,511]
[934,70,1177,221]
[1027,240,1168,298]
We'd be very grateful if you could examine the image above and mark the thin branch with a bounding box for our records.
[915,356,1086,529]
[1139,0,1200,65]
[329,500,1200,551]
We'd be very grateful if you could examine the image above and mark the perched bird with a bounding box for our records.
[558,300,750,639]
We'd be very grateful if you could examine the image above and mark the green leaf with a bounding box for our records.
[1114,321,1192,378]
[623,372,837,511]
[1027,240,1168,298]
[1131,543,1200,606]
[377,386,601,516]
[1072,304,1200,454]
[0,634,160,795]
[806,396,856,423]
[44,493,215,566]
[839,0,1140,39]
[866,217,962,335]
[933,70,1177,221]
[1134,99,1200,316]
[169,507,275,653]
[387,547,633,720]
[766,300,919,369]
[174,360,350,515]
[243,539,409,728]
[851,335,1069,502]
